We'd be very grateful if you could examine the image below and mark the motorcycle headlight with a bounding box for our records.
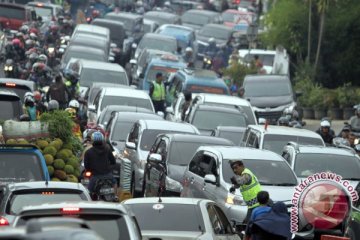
[4,66,8,71]
[226,193,246,206]
[61,39,66,44]
[8,66,13,71]
[48,47,55,53]
[207,60,211,64]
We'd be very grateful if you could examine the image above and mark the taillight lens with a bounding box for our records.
[0,217,9,226]
[84,171,92,178]
[61,207,80,214]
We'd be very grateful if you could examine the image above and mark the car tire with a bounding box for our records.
[131,174,141,198]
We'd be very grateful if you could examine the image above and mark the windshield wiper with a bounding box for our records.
[272,183,297,186]
[342,178,360,181]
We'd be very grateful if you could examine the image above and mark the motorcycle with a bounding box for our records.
[45,45,60,69]
[4,59,19,78]
[202,54,213,70]
[81,170,117,202]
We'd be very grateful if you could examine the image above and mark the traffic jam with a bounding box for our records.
[0,0,359,239]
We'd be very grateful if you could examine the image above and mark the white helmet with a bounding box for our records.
[136,0,143,7]
[69,99,80,109]
[24,92,34,99]
[320,120,330,128]
[185,47,193,52]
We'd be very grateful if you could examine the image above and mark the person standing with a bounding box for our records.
[47,74,69,109]
[149,72,166,113]
[229,160,262,226]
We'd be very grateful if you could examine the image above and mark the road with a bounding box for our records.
[303,119,344,136]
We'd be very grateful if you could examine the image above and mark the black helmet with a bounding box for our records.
[229,160,244,169]
[278,116,289,126]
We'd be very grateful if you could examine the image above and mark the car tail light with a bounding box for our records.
[0,217,9,226]
[84,171,92,178]
[61,207,80,214]
[5,83,16,87]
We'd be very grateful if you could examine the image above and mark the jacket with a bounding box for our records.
[84,144,116,176]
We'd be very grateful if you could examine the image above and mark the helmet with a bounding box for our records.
[48,100,59,111]
[5,59,14,65]
[91,131,104,144]
[69,99,80,109]
[92,10,100,18]
[320,120,331,128]
[65,107,77,119]
[50,25,59,32]
[38,54,48,64]
[208,38,215,43]
[25,95,35,104]
[229,159,244,169]
[29,33,37,41]
[25,39,34,49]
[16,32,24,39]
[278,116,289,126]
[19,114,30,121]
[12,38,21,46]
[19,25,29,34]
[29,52,39,62]
[33,91,41,101]
[164,1,171,6]
[24,92,34,99]
[29,28,38,35]
[185,47,193,52]
[136,0,143,6]
[356,105,360,115]
[83,128,97,141]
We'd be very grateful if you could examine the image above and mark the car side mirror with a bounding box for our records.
[129,59,137,65]
[165,107,174,114]
[157,111,165,118]
[148,153,162,163]
[204,174,217,185]
[88,105,96,112]
[125,141,136,150]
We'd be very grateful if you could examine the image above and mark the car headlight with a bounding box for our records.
[226,193,246,206]
[4,66,8,71]
[165,176,182,191]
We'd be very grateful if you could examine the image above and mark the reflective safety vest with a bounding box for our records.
[239,168,261,209]
[151,81,165,101]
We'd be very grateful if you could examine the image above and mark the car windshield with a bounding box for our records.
[30,6,52,17]
[112,121,134,141]
[294,153,360,179]
[199,26,230,40]
[0,7,25,20]
[101,96,153,111]
[146,66,179,82]
[169,140,230,166]
[182,13,210,25]
[0,100,20,120]
[80,69,128,88]
[64,51,105,64]
[143,23,152,33]
[244,79,292,97]
[9,192,85,215]
[263,134,324,154]
[244,54,274,67]
[127,203,205,232]
[218,130,244,145]
[0,152,43,183]
[139,38,177,53]
[140,130,187,151]
[222,159,298,186]
[192,110,247,131]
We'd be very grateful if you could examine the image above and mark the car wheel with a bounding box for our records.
[131,174,141,198]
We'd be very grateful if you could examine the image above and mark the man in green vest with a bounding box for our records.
[229,160,262,227]
[149,72,166,113]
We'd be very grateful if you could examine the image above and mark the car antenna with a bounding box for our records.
[45,178,48,186]
[264,119,269,130]
[158,195,162,203]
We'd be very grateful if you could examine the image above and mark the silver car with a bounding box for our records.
[123,197,241,240]
[181,146,298,227]
[122,119,199,197]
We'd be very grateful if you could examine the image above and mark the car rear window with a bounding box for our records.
[0,83,32,102]
[185,84,227,95]
[80,69,129,88]
[218,130,244,146]
[0,6,25,20]
[192,110,247,131]
[126,203,205,232]
[8,191,87,215]
[0,152,43,184]
[101,96,153,112]
[17,214,131,240]
[0,99,20,120]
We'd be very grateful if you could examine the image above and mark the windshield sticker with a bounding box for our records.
[152,203,164,210]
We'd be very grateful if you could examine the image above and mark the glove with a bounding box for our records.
[229,186,236,193]
[230,176,237,185]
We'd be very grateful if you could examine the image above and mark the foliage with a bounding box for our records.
[307,85,327,109]
[336,84,360,108]
[222,62,257,86]
[40,110,74,142]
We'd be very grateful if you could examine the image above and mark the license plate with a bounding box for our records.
[81,179,89,185]
[99,188,114,194]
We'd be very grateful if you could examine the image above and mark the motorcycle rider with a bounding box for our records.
[84,131,117,199]
[349,106,360,132]
[44,25,61,46]
[65,107,82,141]
[277,116,290,127]
[11,39,26,62]
[48,99,60,112]
[24,95,37,121]
[4,59,19,78]
[33,90,47,117]
[316,120,335,145]
[134,1,145,14]
[30,62,52,89]
[64,70,80,100]
[205,37,218,58]
[183,47,194,65]
[47,74,70,109]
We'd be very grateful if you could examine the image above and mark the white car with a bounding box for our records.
[87,87,154,123]
[238,49,276,74]
[123,197,241,240]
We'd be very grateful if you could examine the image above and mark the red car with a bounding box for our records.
[0,3,34,31]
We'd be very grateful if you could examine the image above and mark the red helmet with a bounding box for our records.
[12,38,21,46]
[33,91,41,101]
[92,10,100,18]
[29,28,38,35]
[50,25,59,32]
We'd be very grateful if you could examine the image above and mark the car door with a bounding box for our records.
[245,130,259,149]
[148,138,169,196]
[206,204,240,240]
[183,150,206,198]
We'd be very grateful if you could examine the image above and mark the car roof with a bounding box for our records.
[106,12,142,20]
[158,24,194,32]
[295,145,357,156]
[194,93,251,107]
[115,112,161,121]
[79,60,125,72]
[66,45,105,54]
[104,105,152,113]
[0,78,35,91]
[92,18,125,27]
[19,201,128,214]
[145,11,178,18]
[161,133,234,145]
[5,181,87,192]
[196,104,245,114]
[102,87,149,98]
[74,24,109,34]
[183,9,219,16]
[138,120,198,132]
[248,125,324,138]
[202,23,232,31]
[244,74,288,81]
[216,126,246,132]
[199,146,284,161]
[123,197,210,205]
[142,33,177,41]
[180,68,219,80]
[148,55,186,68]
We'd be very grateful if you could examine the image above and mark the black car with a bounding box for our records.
[104,12,144,62]
[92,19,127,66]
[143,133,234,197]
